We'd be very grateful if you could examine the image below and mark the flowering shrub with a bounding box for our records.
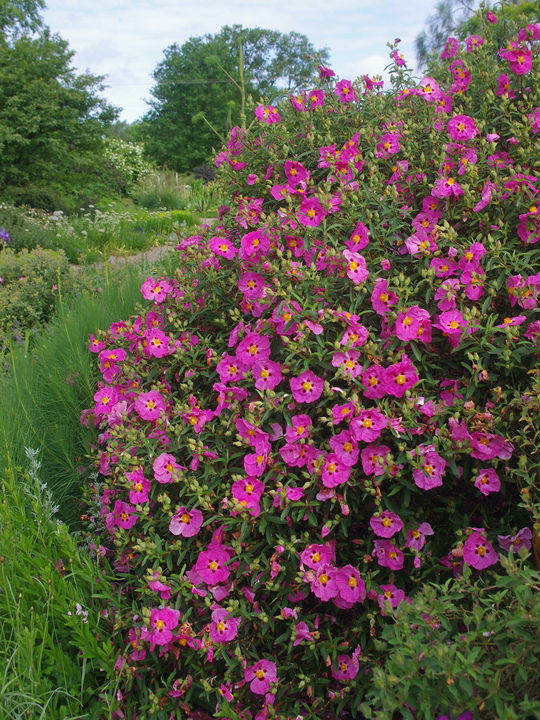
[81,13,540,719]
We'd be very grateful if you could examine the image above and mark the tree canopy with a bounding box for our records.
[0,29,118,193]
[139,25,330,173]
[0,0,44,38]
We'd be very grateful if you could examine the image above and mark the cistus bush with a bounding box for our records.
[81,11,540,720]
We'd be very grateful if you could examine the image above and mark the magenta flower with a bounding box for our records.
[474,469,500,496]
[285,414,312,443]
[331,651,360,681]
[209,607,240,643]
[528,107,540,133]
[498,44,532,74]
[418,76,442,102]
[170,507,203,537]
[343,250,369,284]
[331,349,362,379]
[255,104,281,123]
[412,450,447,490]
[441,37,459,59]
[321,453,351,488]
[404,522,434,550]
[465,35,483,52]
[318,65,335,78]
[373,539,404,570]
[126,469,150,504]
[376,132,401,158]
[235,332,271,367]
[310,563,339,600]
[432,176,464,198]
[215,354,248,383]
[244,659,278,695]
[134,391,167,421]
[238,271,268,300]
[308,88,325,108]
[347,221,370,251]
[496,73,515,99]
[105,500,137,531]
[329,430,359,466]
[153,453,183,483]
[140,277,173,304]
[394,305,432,342]
[146,607,181,646]
[299,543,335,570]
[195,545,232,585]
[447,114,478,141]
[297,196,328,227]
[371,278,398,315]
[473,181,497,212]
[93,386,120,415]
[350,408,386,443]
[252,359,282,391]
[335,79,357,103]
[463,531,498,569]
[377,584,406,614]
[335,565,366,604]
[487,11,497,23]
[361,444,391,476]
[290,370,324,403]
[391,49,407,66]
[370,511,404,538]
[385,356,419,398]
[498,527,532,553]
[209,236,237,259]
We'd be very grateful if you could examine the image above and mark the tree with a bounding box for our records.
[0,29,118,193]
[0,0,44,38]
[140,25,329,173]
[415,0,477,67]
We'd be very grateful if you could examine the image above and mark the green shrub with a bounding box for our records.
[0,203,56,253]
[0,247,74,348]
[78,12,540,720]
[361,557,540,720]
[2,186,71,213]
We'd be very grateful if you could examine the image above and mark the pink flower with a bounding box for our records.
[245,659,278,695]
[331,651,360,681]
[487,11,497,23]
[145,607,181,646]
[361,364,387,399]
[310,563,339,600]
[371,278,398,315]
[432,176,464,198]
[238,271,269,300]
[335,565,366,604]
[255,104,281,123]
[350,409,386,443]
[299,543,335,570]
[321,453,351,487]
[93,386,120,415]
[498,44,532,74]
[335,79,357,103]
[209,607,240,643]
[473,181,497,212]
[318,65,335,78]
[170,507,203,537]
[404,522,434,550]
[153,453,183,483]
[528,107,540,134]
[209,236,238,259]
[373,539,404,570]
[361,444,391,476]
[331,349,362,379]
[376,132,401,158]
[140,277,172,303]
[105,500,137,531]
[216,354,248,383]
[370,511,404,538]
[441,37,459,59]
[297,196,327,227]
[498,527,532,553]
[385,356,419,398]
[285,414,312,443]
[290,370,324,403]
[377,585,406,614]
[347,221,370,251]
[236,332,271,367]
[474,469,500,496]
[394,305,432,343]
[252,359,282,391]
[126,469,150,504]
[343,250,369,284]
[134,391,167,421]
[391,49,407,66]
[418,76,442,102]
[195,545,232,585]
[463,531,498,569]
[465,35,483,52]
[329,430,358,466]
[412,450,447,490]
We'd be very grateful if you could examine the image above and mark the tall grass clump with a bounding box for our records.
[0,265,151,521]
[0,450,120,719]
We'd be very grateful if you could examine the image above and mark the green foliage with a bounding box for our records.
[361,558,540,719]
[0,29,118,194]
[415,0,477,67]
[102,138,155,195]
[0,246,74,348]
[140,25,329,172]
[0,0,44,37]
[1,185,72,213]
[0,264,148,522]
[0,452,120,719]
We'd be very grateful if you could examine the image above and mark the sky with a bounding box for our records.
[42,0,438,123]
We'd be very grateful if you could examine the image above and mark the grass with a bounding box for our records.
[0,262,150,522]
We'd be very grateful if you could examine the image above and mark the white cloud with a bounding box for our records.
[43,0,436,121]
